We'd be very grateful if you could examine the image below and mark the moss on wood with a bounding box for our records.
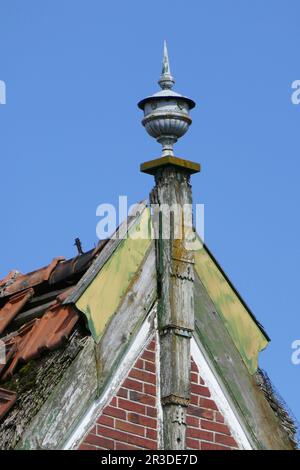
[0,327,88,450]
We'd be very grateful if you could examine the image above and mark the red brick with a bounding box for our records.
[187,405,214,420]
[188,427,213,442]
[215,433,237,447]
[190,394,199,406]
[97,415,114,427]
[147,339,156,351]
[97,425,127,442]
[115,442,142,450]
[103,405,126,420]
[201,442,231,451]
[142,350,155,363]
[146,428,157,440]
[186,415,199,428]
[130,368,156,384]
[123,378,143,392]
[78,443,98,451]
[200,397,219,411]
[215,411,225,423]
[144,383,156,396]
[111,397,117,406]
[199,377,205,385]
[200,409,214,420]
[191,372,198,384]
[146,406,157,417]
[98,425,157,450]
[144,360,156,373]
[118,397,146,414]
[186,438,200,450]
[134,358,144,370]
[201,419,231,435]
[129,390,156,407]
[115,419,145,436]
[191,384,211,398]
[85,433,114,449]
[117,387,128,398]
[128,412,157,428]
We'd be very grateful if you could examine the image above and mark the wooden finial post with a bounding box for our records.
[142,157,200,449]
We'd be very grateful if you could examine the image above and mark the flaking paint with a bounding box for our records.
[194,246,268,374]
[75,207,152,342]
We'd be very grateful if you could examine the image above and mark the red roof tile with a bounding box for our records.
[0,241,106,421]
[1,257,65,297]
[0,341,16,377]
[0,270,21,288]
[0,388,16,421]
[0,288,34,334]
[1,305,79,381]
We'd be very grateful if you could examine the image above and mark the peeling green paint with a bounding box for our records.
[76,207,152,342]
[194,244,269,374]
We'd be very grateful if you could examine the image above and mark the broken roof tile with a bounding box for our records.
[49,250,94,285]
[0,270,21,288]
[0,342,16,378]
[0,257,65,298]
[0,388,17,421]
[1,305,79,381]
[0,241,108,422]
[0,288,34,335]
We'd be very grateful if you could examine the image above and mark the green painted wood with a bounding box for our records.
[193,271,294,450]
[194,244,268,374]
[76,207,152,342]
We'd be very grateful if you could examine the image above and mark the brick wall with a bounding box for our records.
[78,337,158,450]
[186,359,239,450]
[78,337,240,451]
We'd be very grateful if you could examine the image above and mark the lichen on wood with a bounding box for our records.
[0,327,88,450]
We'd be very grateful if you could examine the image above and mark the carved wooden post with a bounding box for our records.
[138,41,200,449]
[141,157,200,449]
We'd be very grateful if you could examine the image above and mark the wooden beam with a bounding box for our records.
[149,164,197,449]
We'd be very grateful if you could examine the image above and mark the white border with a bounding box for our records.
[64,318,253,450]
[63,315,154,450]
[191,337,253,450]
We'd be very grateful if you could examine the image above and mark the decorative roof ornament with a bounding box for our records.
[158,40,175,90]
[138,41,196,157]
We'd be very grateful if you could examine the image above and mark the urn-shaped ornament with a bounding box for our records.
[138,41,196,157]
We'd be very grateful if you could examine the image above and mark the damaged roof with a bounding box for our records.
[0,203,297,449]
[0,240,108,423]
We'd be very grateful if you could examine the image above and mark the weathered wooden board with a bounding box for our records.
[66,201,148,305]
[151,166,195,450]
[16,337,98,450]
[75,207,153,342]
[95,243,157,393]
[193,271,293,450]
[194,244,268,374]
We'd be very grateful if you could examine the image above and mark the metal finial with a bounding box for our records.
[138,42,195,157]
[158,41,175,90]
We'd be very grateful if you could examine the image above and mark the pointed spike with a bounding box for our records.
[162,40,171,75]
[158,41,175,90]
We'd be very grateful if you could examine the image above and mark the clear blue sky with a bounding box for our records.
[0,1,299,433]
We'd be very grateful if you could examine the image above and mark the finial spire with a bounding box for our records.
[138,41,195,158]
[158,40,175,90]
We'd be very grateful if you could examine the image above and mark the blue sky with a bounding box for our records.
[0,1,299,431]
